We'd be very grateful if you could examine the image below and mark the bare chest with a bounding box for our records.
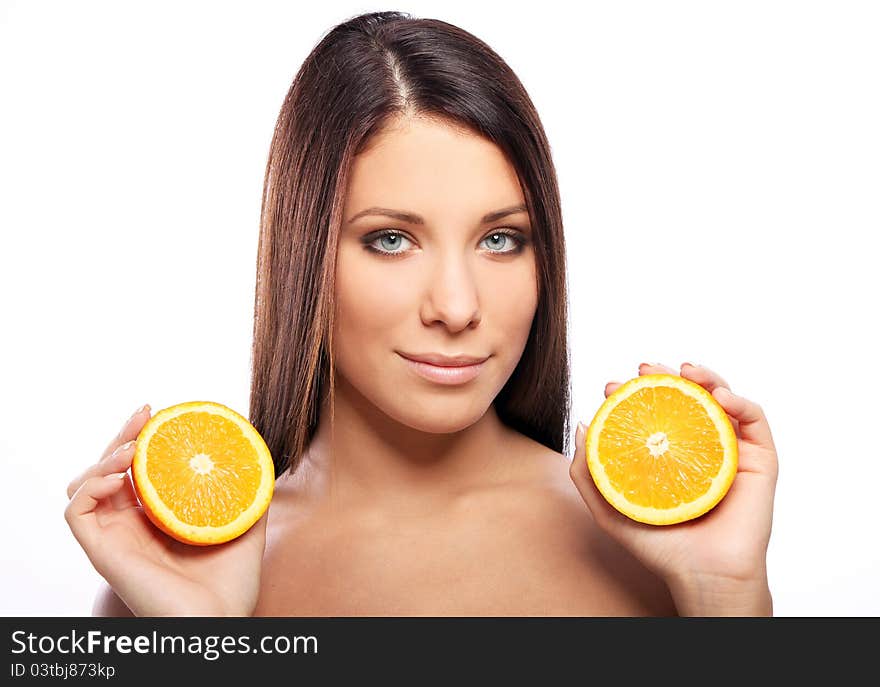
[253,498,668,616]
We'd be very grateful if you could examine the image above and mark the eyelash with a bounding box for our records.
[362,228,529,258]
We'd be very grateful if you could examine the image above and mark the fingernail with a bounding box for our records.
[576,421,586,450]
[111,440,135,458]
[105,472,127,480]
[121,405,148,432]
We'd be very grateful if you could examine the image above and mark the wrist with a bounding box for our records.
[667,569,773,617]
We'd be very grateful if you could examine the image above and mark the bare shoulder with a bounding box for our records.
[496,431,679,616]
[260,431,679,616]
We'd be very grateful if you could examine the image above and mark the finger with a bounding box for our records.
[639,362,678,376]
[609,362,679,396]
[711,386,776,450]
[101,441,140,510]
[100,404,151,462]
[679,362,740,436]
[67,440,138,500]
[65,472,129,552]
[679,362,732,393]
[569,421,631,536]
[109,472,140,510]
[604,381,622,397]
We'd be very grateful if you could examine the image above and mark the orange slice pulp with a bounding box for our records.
[585,374,738,525]
[131,401,275,545]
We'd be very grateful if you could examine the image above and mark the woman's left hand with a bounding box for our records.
[569,362,779,616]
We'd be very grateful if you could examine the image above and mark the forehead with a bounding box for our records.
[344,116,524,220]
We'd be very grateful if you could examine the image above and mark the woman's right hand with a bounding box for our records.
[64,404,268,617]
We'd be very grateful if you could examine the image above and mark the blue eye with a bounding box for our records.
[482,232,521,252]
[368,231,413,255]
[362,229,528,257]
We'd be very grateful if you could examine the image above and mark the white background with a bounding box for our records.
[1,0,877,616]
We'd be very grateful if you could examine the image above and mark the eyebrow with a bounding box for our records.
[347,204,528,225]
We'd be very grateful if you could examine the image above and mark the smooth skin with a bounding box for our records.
[573,363,778,615]
[70,114,778,616]
[251,114,675,615]
[65,406,266,616]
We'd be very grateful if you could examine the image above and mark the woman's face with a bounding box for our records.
[334,115,538,433]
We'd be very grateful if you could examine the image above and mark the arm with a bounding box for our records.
[91,582,136,618]
[668,570,773,617]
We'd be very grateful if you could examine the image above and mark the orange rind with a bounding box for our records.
[585,374,738,525]
[131,401,275,545]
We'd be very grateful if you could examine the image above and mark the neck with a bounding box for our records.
[294,375,515,511]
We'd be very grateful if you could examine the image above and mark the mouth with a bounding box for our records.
[397,352,488,385]
[397,351,490,367]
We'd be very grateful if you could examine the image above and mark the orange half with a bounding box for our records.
[585,374,738,525]
[132,401,275,545]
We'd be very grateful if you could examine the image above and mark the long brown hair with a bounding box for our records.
[249,10,570,478]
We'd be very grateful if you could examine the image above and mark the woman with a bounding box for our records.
[65,11,778,616]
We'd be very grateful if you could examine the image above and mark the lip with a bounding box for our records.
[398,352,488,385]
[398,352,489,367]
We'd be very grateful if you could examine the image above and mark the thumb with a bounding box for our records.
[569,421,598,509]
[569,420,626,531]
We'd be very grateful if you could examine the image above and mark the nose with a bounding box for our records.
[420,250,482,331]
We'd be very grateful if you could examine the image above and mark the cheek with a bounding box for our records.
[334,247,411,347]
[487,260,539,335]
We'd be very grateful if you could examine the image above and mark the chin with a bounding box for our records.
[384,398,489,435]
